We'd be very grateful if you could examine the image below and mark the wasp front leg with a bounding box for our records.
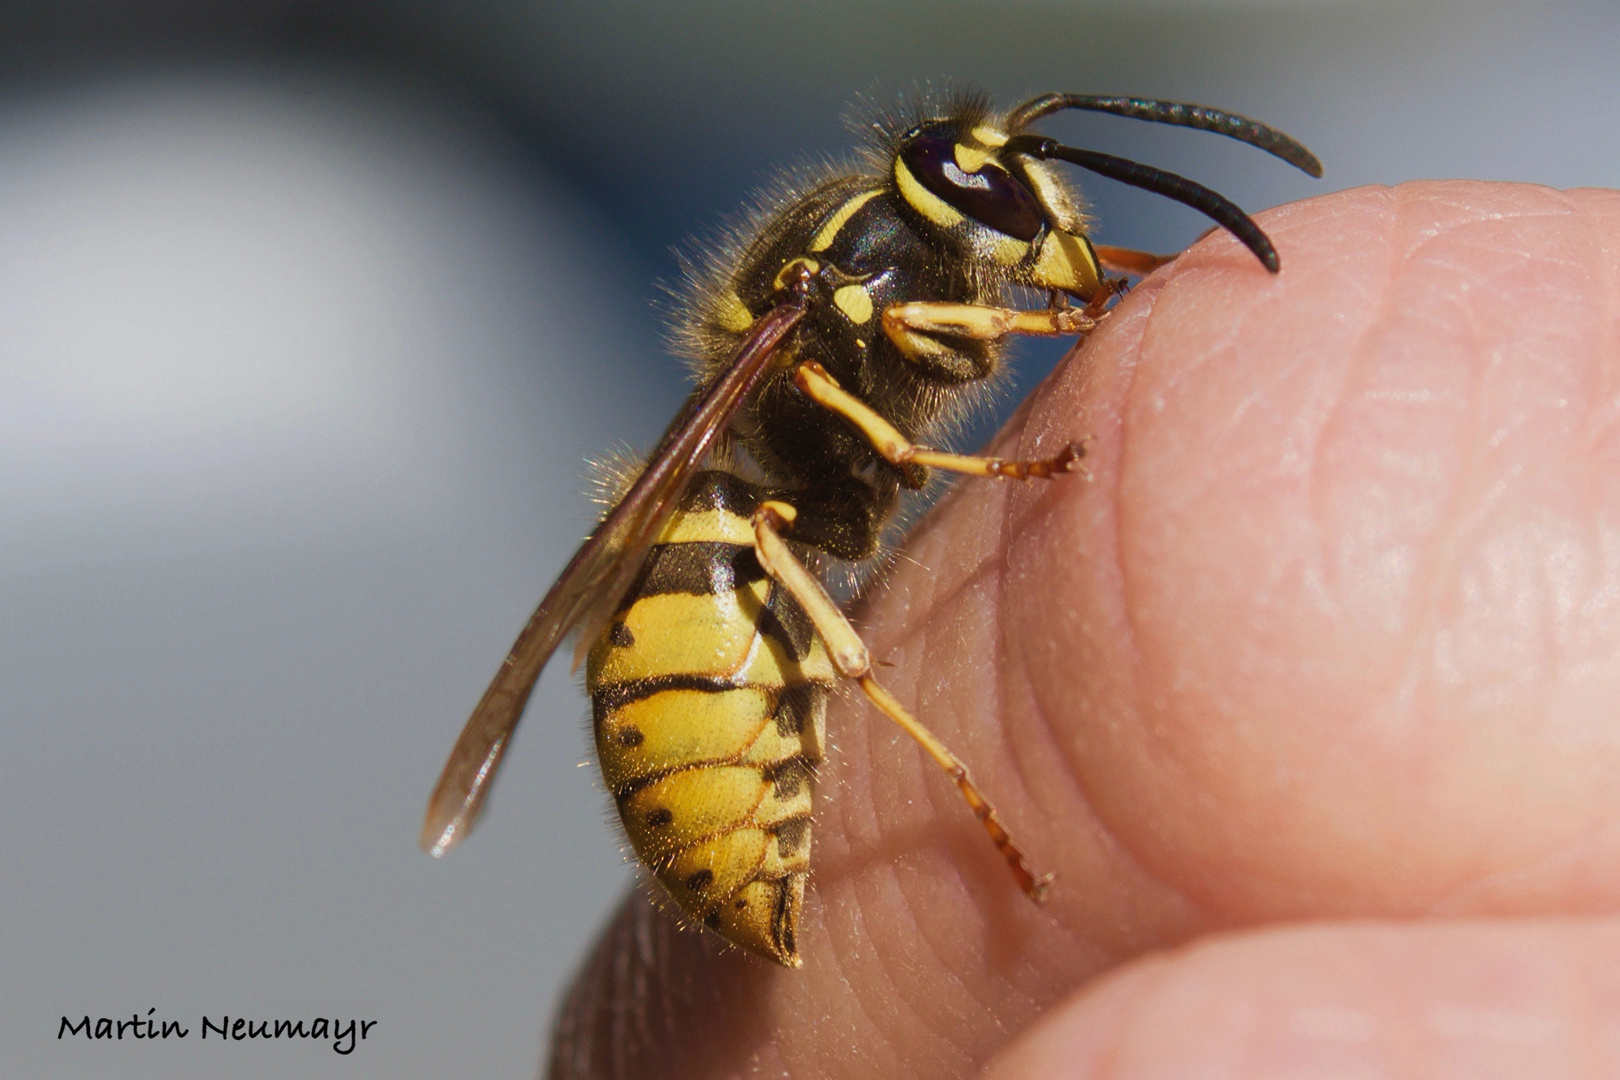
[794,360,1088,481]
[751,499,1051,904]
[879,298,1111,383]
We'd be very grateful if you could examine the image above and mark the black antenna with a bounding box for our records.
[1006,94,1323,178]
[1003,134,1283,272]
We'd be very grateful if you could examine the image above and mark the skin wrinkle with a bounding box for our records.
[1098,279,1156,698]
[995,341,1205,946]
[859,633,1020,1068]
[1082,291,1203,892]
[1096,962,1178,1080]
[1467,220,1589,751]
[1008,285,1236,937]
[971,524,1065,978]
[830,877,923,1080]
[1578,192,1620,679]
[1378,325,1509,900]
[816,615,997,1080]
[1010,622,1184,954]
[813,731,885,888]
[1122,273,1234,434]
[996,438,1163,956]
[1305,187,1396,639]
[864,782,977,1076]
[1367,187,1484,798]
[1103,303,1151,736]
[1407,195,1492,750]
[1581,193,1620,457]
[1425,196,1600,885]
[852,446,1066,896]
[1429,817,1620,917]
[1570,198,1619,631]
[1109,258,1266,885]
[1001,499,1100,823]
[981,482,1037,823]
[830,324,1120,1053]
[1430,204,1619,908]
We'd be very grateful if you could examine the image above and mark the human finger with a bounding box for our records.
[980,916,1620,1080]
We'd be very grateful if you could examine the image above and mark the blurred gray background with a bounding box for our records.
[1,2,1614,1077]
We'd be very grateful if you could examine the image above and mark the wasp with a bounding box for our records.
[422,90,1320,967]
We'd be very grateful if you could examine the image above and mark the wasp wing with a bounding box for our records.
[420,296,809,857]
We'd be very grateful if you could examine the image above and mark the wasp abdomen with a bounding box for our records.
[586,471,831,966]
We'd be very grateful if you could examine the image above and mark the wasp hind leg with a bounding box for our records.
[751,499,1051,904]
[794,360,1089,481]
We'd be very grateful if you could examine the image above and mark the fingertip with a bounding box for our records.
[981,919,1620,1080]
[1015,179,1620,922]
[977,955,1171,1080]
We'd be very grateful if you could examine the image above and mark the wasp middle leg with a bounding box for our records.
[751,499,1051,903]
[794,360,1088,481]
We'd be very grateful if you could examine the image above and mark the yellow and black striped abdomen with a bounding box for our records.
[586,472,831,966]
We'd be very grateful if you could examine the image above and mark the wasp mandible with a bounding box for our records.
[422,89,1321,966]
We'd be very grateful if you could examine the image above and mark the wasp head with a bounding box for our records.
[892,115,1103,298]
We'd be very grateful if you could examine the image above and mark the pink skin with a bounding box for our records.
[549,182,1620,1080]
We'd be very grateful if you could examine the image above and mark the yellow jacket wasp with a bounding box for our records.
[422,89,1320,966]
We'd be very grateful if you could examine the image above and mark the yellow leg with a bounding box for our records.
[881,299,1101,374]
[883,300,1098,341]
[752,500,1051,904]
[794,360,1088,480]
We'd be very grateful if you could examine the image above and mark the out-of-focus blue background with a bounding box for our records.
[2,3,1614,1077]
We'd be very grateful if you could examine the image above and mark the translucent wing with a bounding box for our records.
[420,294,810,856]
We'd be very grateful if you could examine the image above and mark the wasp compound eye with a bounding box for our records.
[901,134,1045,241]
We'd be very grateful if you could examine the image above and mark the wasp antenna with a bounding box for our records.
[1006,93,1323,179]
[1004,135,1282,273]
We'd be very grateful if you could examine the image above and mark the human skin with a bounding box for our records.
[548,182,1620,1080]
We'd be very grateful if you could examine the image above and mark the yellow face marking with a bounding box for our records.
[893,158,963,229]
[1015,158,1086,234]
[1031,230,1103,297]
[655,507,755,545]
[953,141,994,174]
[809,189,880,253]
[713,289,754,334]
[991,235,1031,267]
[832,283,874,325]
[971,124,1008,147]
